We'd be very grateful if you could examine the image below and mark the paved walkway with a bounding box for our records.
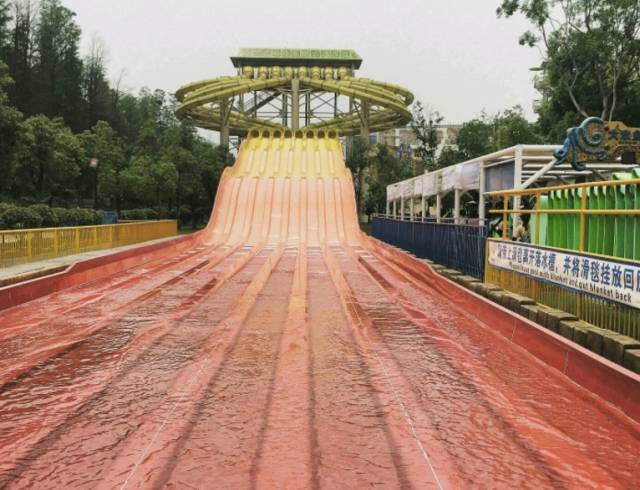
[0,236,180,283]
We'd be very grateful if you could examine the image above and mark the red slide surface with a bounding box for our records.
[0,134,638,489]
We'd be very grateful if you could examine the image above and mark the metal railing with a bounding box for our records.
[487,176,640,257]
[0,220,178,269]
[486,178,640,339]
[372,215,487,278]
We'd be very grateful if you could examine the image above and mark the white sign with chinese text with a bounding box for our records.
[488,239,640,310]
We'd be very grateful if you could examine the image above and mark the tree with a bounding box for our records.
[81,35,111,128]
[0,59,21,197]
[456,115,496,159]
[437,146,466,168]
[32,0,84,130]
[78,121,126,210]
[410,100,443,172]
[455,106,542,159]
[12,115,82,203]
[495,105,542,147]
[346,135,372,217]
[498,0,640,128]
[4,0,38,115]
[0,0,11,54]
[364,144,414,218]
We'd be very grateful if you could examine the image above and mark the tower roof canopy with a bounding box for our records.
[231,48,363,69]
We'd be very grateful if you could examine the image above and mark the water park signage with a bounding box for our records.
[488,240,640,310]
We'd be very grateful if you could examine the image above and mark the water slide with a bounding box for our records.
[0,133,639,489]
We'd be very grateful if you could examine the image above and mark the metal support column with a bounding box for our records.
[436,193,442,224]
[513,145,523,235]
[454,189,461,224]
[360,100,370,139]
[392,199,397,218]
[410,196,414,221]
[291,78,300,131]
[400,197,404,221]
[220,98,231,148]
[305,92,311,126]
[282,92,288,126]
[478,161,486,226]
[421,195,426,220]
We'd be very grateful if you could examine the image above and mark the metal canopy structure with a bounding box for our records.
[175,48,413,147]
[386,144,640,224]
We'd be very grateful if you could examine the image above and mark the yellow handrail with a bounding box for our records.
[0,220,178,269]
[486,177,640,197]
[487,178,640,244]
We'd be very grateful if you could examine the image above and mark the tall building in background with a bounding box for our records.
[372,124,463,164]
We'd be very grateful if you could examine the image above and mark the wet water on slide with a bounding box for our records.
[0,135,638,489]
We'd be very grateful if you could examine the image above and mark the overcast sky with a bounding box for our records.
[64,0,542,125]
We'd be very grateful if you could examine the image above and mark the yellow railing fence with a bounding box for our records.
[0,220,178,269]
[485,178,640,340]
[484,259,639,340]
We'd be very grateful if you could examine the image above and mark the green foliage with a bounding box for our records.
[455,106,542,159]
[33,0,83,130]
[364,144,414,217]
[79,120,126,209]
[12,115,82,201]
[346,136,373,214]
[119,208,159,220]
[0,204,103,229]
[0,0,10,53]
[0,59,21,196]
[0,204,42,228]
[498,0,640,135]
[29,204,59,227]
[437,147,467,168]
[0,2,232,231]
[456,116,496,159]
[410,101,443,172]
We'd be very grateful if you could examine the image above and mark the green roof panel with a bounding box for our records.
[231,48,362,68]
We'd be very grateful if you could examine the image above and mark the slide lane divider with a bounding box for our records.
[0,244,238,390]
[0,244,215,341]
[364,236,640,423]
[252,246,313,489]
[352,245,623,488]
[0,232,203,312]
[0,243,257,482]
[97,244,284,490]
[322,245,461,490]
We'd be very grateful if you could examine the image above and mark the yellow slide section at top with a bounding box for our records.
[204,133,361,246]
[228,130,348,179]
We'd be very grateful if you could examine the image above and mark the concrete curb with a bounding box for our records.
[434,264,640,374]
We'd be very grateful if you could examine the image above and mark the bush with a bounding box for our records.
[53,207,75,227]
[76,208,97,226]
[0,204,104,229]
[29,204,60,227]
[177,205,192,226]
[120,208,159,221]
[1,206,43,229]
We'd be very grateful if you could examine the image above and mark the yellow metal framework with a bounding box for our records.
[175,69,413,136]
[0,220,178,269]
[485,180,640,340]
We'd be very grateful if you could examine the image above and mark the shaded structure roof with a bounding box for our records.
[231,48,363,69]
